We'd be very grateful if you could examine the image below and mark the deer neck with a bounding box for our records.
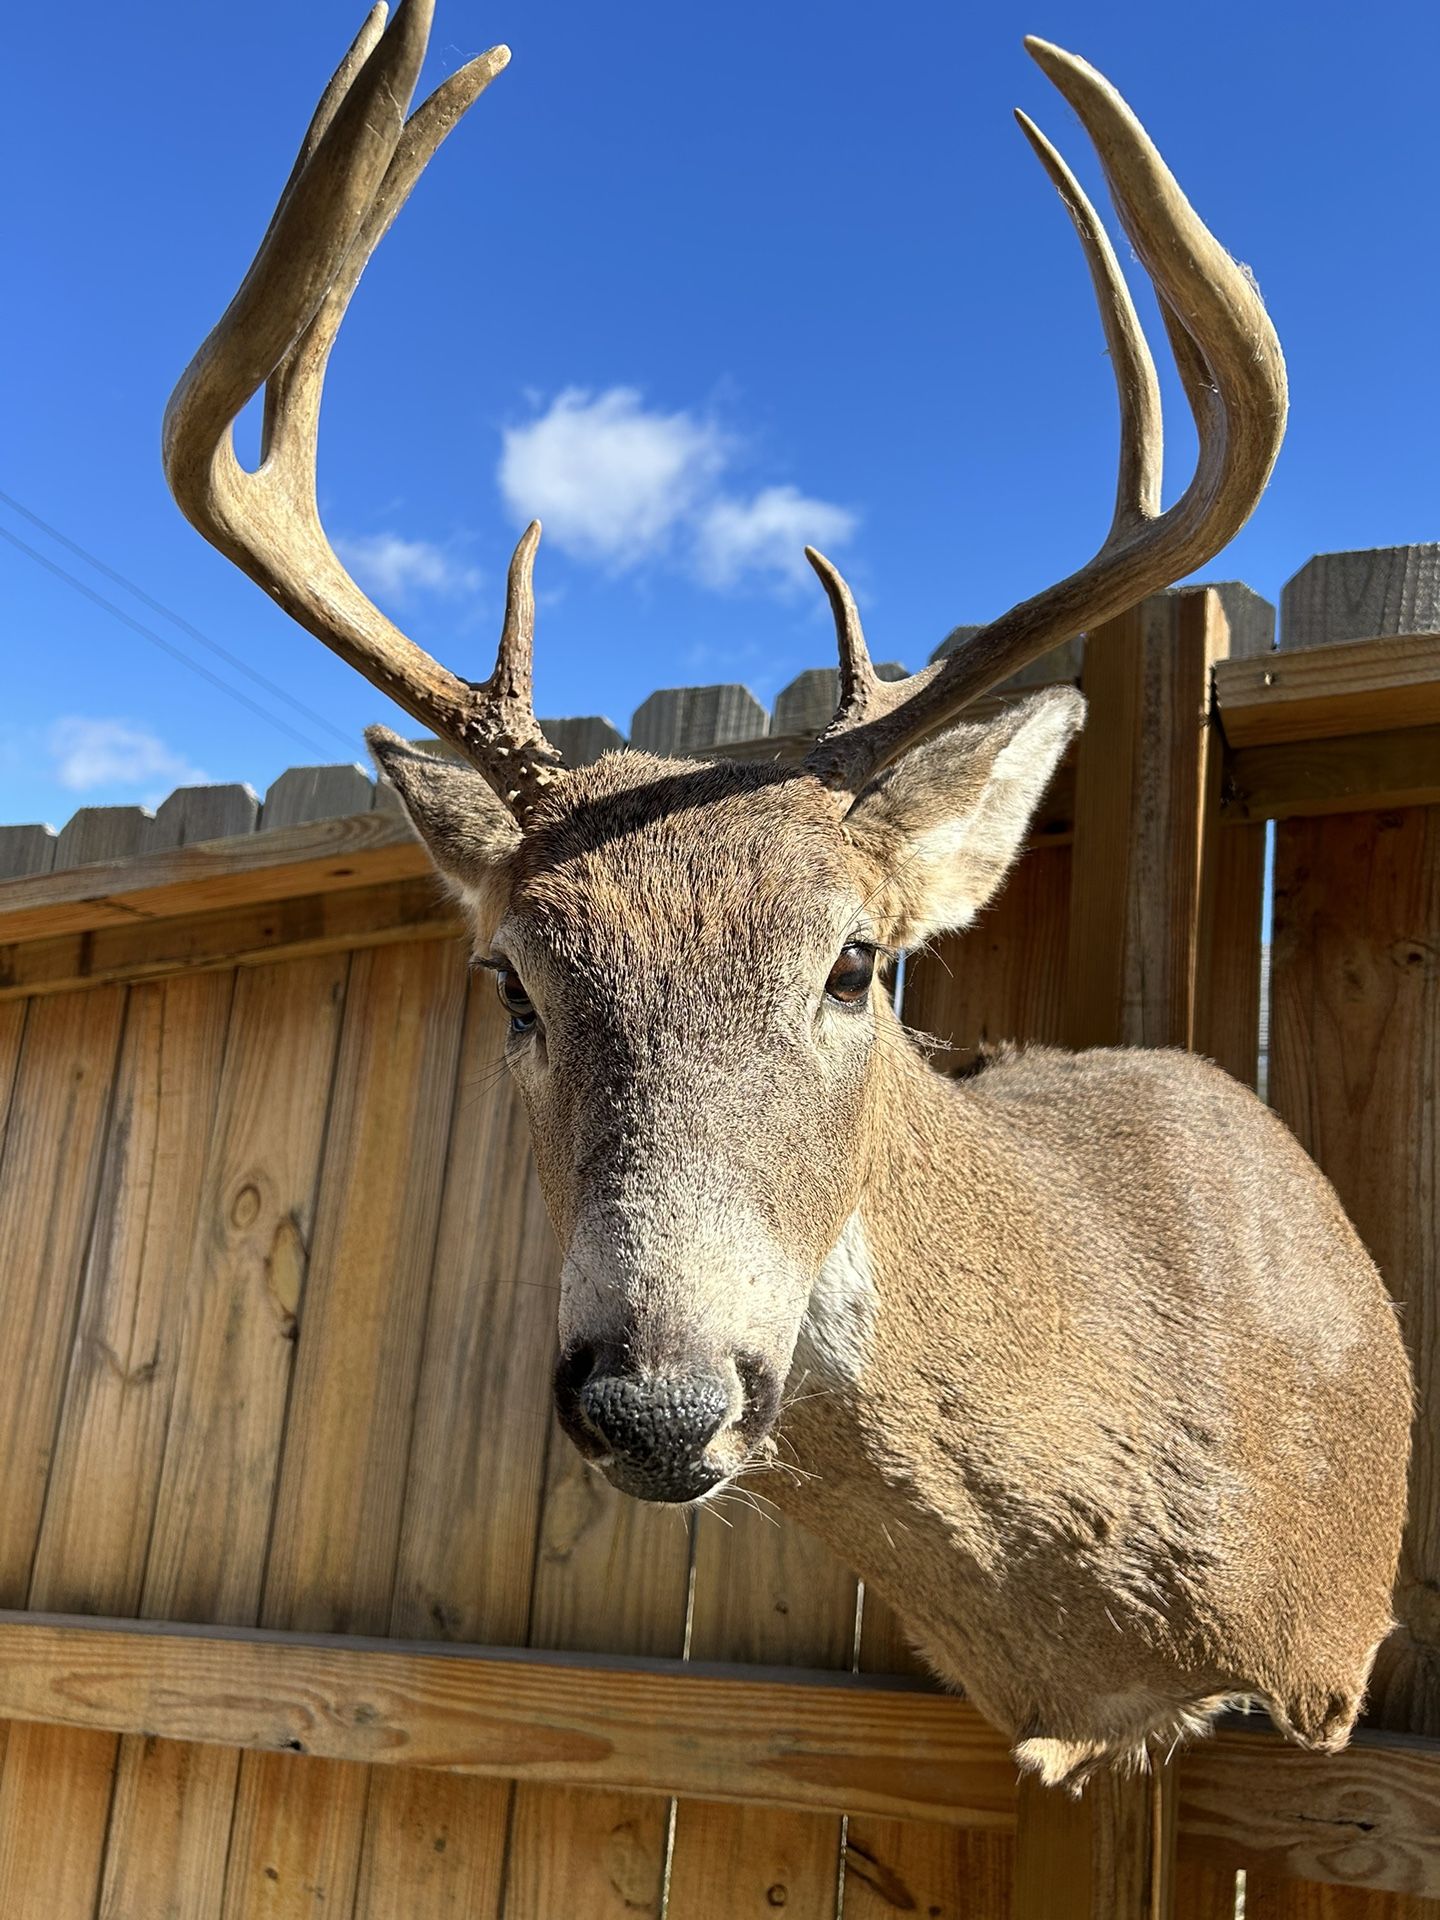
[773,1010,998,1525]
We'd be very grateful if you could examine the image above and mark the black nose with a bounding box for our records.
[555,1346,732,1502]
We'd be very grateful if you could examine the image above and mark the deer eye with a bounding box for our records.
[825,944,876,1007]
[496,967,537,1033]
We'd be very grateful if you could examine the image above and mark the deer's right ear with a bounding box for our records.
[841,686,1083,947]
[366,726,522,929]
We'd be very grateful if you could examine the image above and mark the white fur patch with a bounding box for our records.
[795,1212,878,1386]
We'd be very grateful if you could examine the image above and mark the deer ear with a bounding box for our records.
[843,686,1084,947]
[366,726,522,931]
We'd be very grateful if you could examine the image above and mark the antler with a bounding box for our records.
[162,0,565,823]
[805,38,1287,800]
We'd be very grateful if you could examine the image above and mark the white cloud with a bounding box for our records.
[498,388,727,567]
[498,387,857,593]
[49,719,209,799]
[333,532,482,604]
[696,486,858,589]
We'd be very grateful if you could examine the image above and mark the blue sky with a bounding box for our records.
[3,0,1437,828]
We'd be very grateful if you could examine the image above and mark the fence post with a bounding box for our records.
[1063,588,1244,1054]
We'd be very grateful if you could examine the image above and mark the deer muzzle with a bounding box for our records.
[554,1343,779,1504]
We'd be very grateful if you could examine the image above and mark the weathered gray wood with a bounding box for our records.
[1196,581,1275,658]
[151,785,259,848]
[1281,543,1440,652]
[540,716,626,765]
[630,685,767,755]
[53,808,154,870]
[930,626,1083,689]
[0,827,58,881]
[261,763,374,829]
[771,663,906,739]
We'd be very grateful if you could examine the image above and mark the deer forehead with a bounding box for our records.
[499,756,877,978]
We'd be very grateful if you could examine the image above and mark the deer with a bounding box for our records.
[164,0,1412,1789]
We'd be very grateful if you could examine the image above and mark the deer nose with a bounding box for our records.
[555,1346,733,1503]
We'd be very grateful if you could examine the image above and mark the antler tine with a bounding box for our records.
[163,0,568,822]
[1013,110,1161,537]
[464,521,566,819]
[804,546,882,728]
[805,38,1287,802]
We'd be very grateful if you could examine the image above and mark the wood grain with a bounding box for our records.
[0,872,459,1002]
[667,1508,857,1918]
[1270,808,1439,1738]
[846,1594,1014,1919]
[0,973,233,1918]
[0,987,127,1602]
[901,842,1072,1070]
[1173,1856,1241,1919]
[1064,591,1227,1053]
[501,1436,694,1918]
[1246,1880,1434,1919]
[1012,1767,1175,1920]
[0,1618,1437,1894]
[1193,818,1266,1086]
[219,939,469,1918]
[0,807,425,944]
[1268,801,1439,1920]
[354,976,562,1920]
[94,954,351,1920]
[1182,1725,1440,1898]
[1279,547,1440,654]
[1221,725,1440,825]
[0,1615,1018,1825]
[1215,634,1440,747]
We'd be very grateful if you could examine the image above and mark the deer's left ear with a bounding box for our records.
[843,686,1084,947]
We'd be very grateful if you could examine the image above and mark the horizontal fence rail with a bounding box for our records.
[0,1614,1436,1900]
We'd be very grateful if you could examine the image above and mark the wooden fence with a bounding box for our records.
[0,540,1435,1919]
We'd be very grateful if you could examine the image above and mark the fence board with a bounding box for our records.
[500,1444,694,1919]
[0,985,124,1858]
[0,805,424,944]
[353,975,561,1920]
[218,939,469,1918]
[1012,1767,1176,1919]
[1194,818,1267,1087]
[845,1597,1014,1919]
[0,870,458,1002]
[94,953,351,1920]
[0,986,127,1604]
[667,1510,858,1918]
[1174,1858,1241,1918]
[1267,802,1440,1920]
[901,841,1071,1069]
[1248,1884,1435,1920]
[0,972,233,1918]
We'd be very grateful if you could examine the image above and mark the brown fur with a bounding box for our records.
[369,700,1411,1789]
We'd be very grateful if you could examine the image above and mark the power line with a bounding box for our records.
[0,523,340,761]
[0,487,360,755]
